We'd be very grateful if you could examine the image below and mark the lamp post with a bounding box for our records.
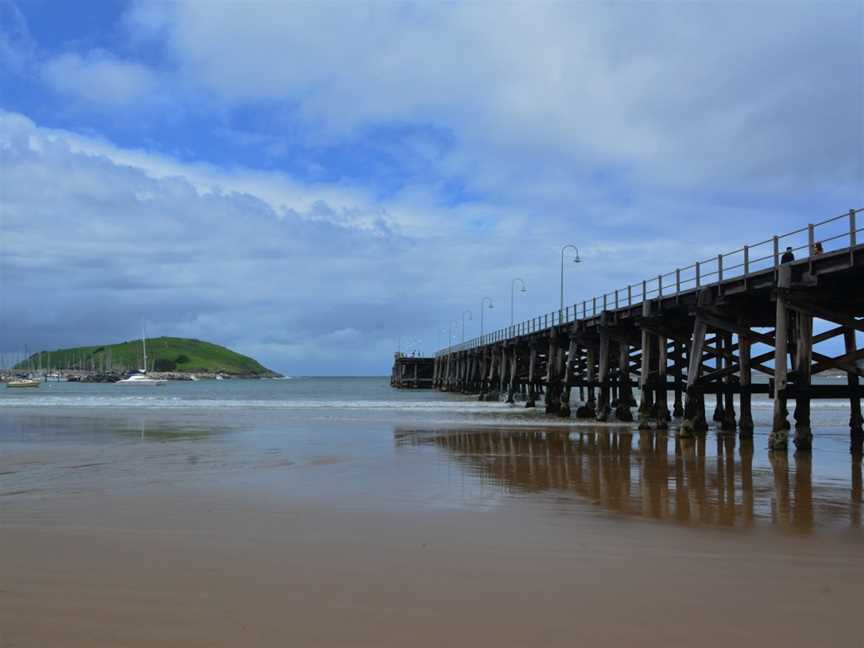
[511,278,526,326]
[560,244,581,321]
[461,310,472,343]
[480,297,494,340]
[449,320,458,353]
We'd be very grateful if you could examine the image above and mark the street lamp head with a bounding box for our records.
[520,286,527,293]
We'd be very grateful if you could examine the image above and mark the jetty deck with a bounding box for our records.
[433,208,864,452]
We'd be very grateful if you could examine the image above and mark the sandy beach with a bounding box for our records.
[3,488,862,648]
[1,381,862,646]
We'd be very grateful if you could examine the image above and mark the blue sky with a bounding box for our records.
[0,0,862,374]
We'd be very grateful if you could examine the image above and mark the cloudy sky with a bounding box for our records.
[0,0,861,375]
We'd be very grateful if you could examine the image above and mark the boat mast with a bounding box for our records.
[142,329,148,373]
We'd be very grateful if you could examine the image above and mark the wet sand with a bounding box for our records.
[1,407,863,646]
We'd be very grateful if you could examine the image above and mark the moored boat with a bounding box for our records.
[6,378,40,388]
[116,371,166,386]
[115,329,166,386]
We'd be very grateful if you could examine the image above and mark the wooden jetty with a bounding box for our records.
[433,208,864,452]
[391,353,434,389]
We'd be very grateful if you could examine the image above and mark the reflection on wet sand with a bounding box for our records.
[397,428,863,533]
[0,412,229,443]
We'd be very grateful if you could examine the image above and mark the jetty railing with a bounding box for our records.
[437,207,863,356]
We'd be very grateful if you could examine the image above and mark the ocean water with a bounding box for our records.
[0,375,853,421]
[0,377,861,534]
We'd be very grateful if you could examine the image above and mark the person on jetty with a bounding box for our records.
[781,246,795,263]
[811,241,824,256]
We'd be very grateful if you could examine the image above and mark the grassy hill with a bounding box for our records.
[19,337,280,377]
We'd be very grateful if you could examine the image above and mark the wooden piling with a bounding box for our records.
[793,312,813,451]
[577,344,585,402]
[507,346,518,403]
[681,319,708,437]
[672,340,684,418]
[638,325,653,429]
[615,342,634,422]
[845,329,864,445]
[579,346,597,418]
[596,331,611,422]
[498,345,508,398]
[482,347,497,401]
[544,333,561,414]
[655,335,669,430]
[738,331,754,437]
[560,337,577,417]
[472,352,481,393]
[721,332,737,431]
[712,334,724,423]
[770,294,790,451]
[526,343,538,408]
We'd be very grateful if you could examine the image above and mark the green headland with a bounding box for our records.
[18,337,280,378]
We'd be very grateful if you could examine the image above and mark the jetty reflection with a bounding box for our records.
[397,428,863,533]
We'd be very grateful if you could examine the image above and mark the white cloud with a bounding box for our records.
[124,1,862,196]
[40,50,158,109]
[2,109,785,373]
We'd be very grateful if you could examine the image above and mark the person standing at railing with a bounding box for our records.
[812,242,824,256]
[781,247,795,263]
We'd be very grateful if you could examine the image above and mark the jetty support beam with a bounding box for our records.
[793,312,813,452]
[595,329,611,421]
[560,336,577,417]
[615,341,634,422]
[770,292,790,451]
[681,318,708,438]
[544,331,562,414]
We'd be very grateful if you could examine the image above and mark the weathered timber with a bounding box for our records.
[656,334,669,430]
[720,333,737,431]
[638,304,654,430]
[793,312,814,451]
[845,329,864,447]
[577,346,597,418]
[681,318,708,437]
[672,341,684,418]
[504,346,514,403]
[544,331,561,414]
[616,342,634,422]
[711,334,724,424]
[770,291,790,450]
[738,331,754,436]
[526,343,538,408]
[560,338,577,417]
[596,330,611,422]
[431,208,864,455]
[391,354,434,389]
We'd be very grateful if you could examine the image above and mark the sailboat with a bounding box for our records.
[6,346,40,388]
[116,332,166,386]
[6,377,40,388]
